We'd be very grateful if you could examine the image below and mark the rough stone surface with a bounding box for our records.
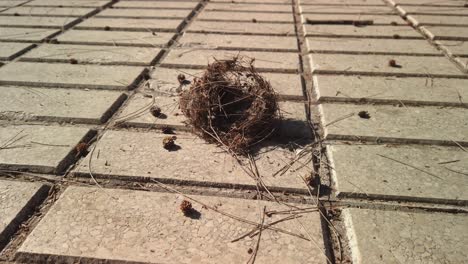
[17,186,325,263]
[20,44,162,65]
[300,5,395,14]
[422,26,468,41]
[97,8,192,18]
[188,21,296,35]
[407,14,468,26]
[205,3,292,12]
[310,53,465,77]
[2,6,94,16]
[306,37,440,55]
[320,103,468,144]
[343,208,468,263]
[198,11,294,22]
[0,86,126,123]
[0,180,48,249]
[0,125,92,173]
[149,67,304,99]
[327,144,468,202]
[163,49,299,71]
[0,62,144,89]
[313,74,468,105]
[0,27,59,41]
[113,1,199,9]
[0,42,33,60]
[74,130,311,191]
[57,30,175,47]
[75,17,182,31]
[24,0,110,7]
[0,16,78,27]
[304,25,422,38]
[301,13,407,25]
[178,32,298,51]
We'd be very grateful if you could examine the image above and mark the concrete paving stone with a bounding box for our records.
[0,86,126,124]
[20,44,162,66]
[393,0,467,6]
[304,25,422,38]
[73,129,311,191]
[306,37,440,55]
[17,186,325,263]
[407,14,468,26]
[178,32,298,51]
[0,125,93,173]
[205,3,292,12]
[197,11,294,22]
[24,0,110,7]
[163,49,299,72]
[75,17,183,32]
[314,74,468,106]
[1,6,94,16]
[301,13,407,25]
[327,144,468,203]
[301,0,385,5]
[97,8,192,19]
[0,0,26,8]
[0,62,145,89]
[310,53,465,77]
[213,0,291,3]
[188,20,295,35]
[0,16,78,28]
[300,5,395,14]
[113,1,199,9]
[149,67,304,99]
[0,42,33,60]
[0,27,58,42]
[437,40,468,55]
[0,180,49,250]
[343,208,468,263]
[400,5,468,16]
[117,93,309,138]
[319,103,468,144]
[57,30,175,47]
[421,25,468,41]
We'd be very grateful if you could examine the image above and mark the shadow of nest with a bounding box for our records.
[180,56,280,155]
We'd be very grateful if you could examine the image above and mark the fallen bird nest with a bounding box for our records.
[180,56,279,154]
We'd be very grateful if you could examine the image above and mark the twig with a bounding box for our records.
[377,154,442,180]
[247,206,266,264]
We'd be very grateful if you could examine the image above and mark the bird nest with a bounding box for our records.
[180,57,279,154]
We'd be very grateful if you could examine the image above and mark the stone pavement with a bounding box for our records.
[0,0,467,263]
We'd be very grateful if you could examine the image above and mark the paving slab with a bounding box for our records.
[163,49,299,72]
[75,17,183,32]
[407,14,468,26]
[113,1,199,9]
[313,74,468,106]
[300,5,395,14]
[178,32,298,51]
[393,0,467,6]
[57,30,175,47]
[17,186,325,263]
[0,0,26,8]
[97,8,192,19]
[74,129,311,190]
[24,0,110,8]
[421,25,468,41]
[343,208,468,263]
[0,27,58,42]
[0,42,33,60]
[301,13,407,25]
[304,25,421,38]
[0,62,145,89]
[0,180,49,250]
[301,0,385,5]
[0,16,78,28]
[327,144,468,203]
[306,37,440,55]
[149,67,304,100]
[205,3,292,12]
[20,44,162,66]
[400,5,468,16]
[188,20,296,35]
[0,125,93,173]
[1,6,94,16]
[310,53,465,77]
[0,86,126,124]
[319,103,468,144]
[437,40,468,56]
[197,11,294,22]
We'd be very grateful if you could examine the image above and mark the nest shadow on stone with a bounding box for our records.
[180,56,279,155]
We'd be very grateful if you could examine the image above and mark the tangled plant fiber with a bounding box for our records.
[180,56,279,155]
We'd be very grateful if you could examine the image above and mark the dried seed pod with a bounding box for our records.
[177,74,186,85]
[358,111,371,119]
[75,142,89,157]
[180,200,192,215]
[392,34,401,39]
[104,26,110,31]
[163,136,177,150]
[388,59,398,67]
[252,18,257,23]
[69,58,78,64]
[150,106,162,117]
